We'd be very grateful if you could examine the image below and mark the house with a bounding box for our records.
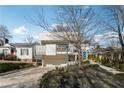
[81,44,94,60]
[11,43,33,62]
[34,32,78,66]
[0,43,34,62]
[0,32,93,65]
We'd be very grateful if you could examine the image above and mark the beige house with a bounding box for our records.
[34,32,78,66]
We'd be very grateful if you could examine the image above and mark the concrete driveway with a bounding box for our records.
[0,66,55,88]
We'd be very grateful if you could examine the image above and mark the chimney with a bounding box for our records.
[4,38,9,44]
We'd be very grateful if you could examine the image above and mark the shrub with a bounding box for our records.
[117,64,124,72]
[38,64,100,88]
[0,53,4,60]
[0,63,33,73]
[92,54,96,61]
[80,60,90,65]
[4,55,20,61]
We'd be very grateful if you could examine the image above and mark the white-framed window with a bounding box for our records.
[56,44,67,49]
[56,44,68,52]
[3,49,9,55]
[20,49,29,56]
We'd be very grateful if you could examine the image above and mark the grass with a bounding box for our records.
[101,62,124,72]
[0,63,33,73]
[90,56,124,72]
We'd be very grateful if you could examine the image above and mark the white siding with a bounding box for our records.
[34,45,46,55]
[0,48,3,53]
[46,44,56,55]
[16,47,32,59]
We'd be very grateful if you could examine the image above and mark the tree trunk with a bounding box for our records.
[117,12,124,59]
[78,49,81,66]
[122,46,124,59]
[77,43,81,66]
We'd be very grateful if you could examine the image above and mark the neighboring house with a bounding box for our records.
[81,44,94,60]
[12,43,33,62]
[34,32,78,66]
[0,44,16,56]
[0,43,33,62]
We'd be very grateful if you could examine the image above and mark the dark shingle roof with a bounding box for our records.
[10,43,34,47]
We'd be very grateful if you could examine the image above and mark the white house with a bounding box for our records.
[0,43,33,62]
[12,43,33,62]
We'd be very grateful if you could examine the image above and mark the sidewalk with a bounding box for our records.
[90,61,124,75]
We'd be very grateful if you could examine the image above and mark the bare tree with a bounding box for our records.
[29,6,98,66]
[101,6,124,57]
[25,35,34,44]
[107,38,120,48]
[0,25,12,45]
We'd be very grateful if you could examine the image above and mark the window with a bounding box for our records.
[56,44,67,49]
[21,49,29,56]
[56,44,68,52]
[3,49,9,55]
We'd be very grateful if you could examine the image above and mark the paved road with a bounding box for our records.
[0,66,55,88]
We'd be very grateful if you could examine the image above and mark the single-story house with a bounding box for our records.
[0,43,33,62]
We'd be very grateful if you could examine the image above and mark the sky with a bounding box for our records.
[0,5,122,47]
[0,5,57,43]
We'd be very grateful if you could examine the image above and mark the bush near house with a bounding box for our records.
[0,53,21,61]
[0,53,4,60]
[80,60,90,65]
[98,56,124,72]
[88,54,124,72]
[4,55,21,61]
[0,63,33,73]
[38,63,124,88]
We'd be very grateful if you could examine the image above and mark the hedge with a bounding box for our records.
[0,63,33,73]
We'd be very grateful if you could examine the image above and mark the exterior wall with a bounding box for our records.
[16,47,32,60]
[33,45,46,56]
[46,44,56,55]
[43,54,66,65]
[39,32,78,65]
[43,54,75,65]
[21,59,32,63]
[0,48,11,54]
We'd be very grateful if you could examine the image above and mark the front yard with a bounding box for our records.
[89,54,124,72]
[1,60,124,88]
[0,63,33,73]
[38,63,124,88]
